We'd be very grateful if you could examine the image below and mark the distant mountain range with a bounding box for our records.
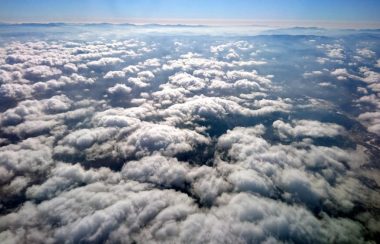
[0,22,208,28]
[0,23,379,32]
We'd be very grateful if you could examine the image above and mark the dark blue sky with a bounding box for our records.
[1,0,380,25]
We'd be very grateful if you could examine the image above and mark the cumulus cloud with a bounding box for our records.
[272,120,346,139]
[356,48,375,58]
[160,95,291,126]
[117,123,210,158]
[24,65,62,80]
[87,57,123,69]
[358,112,380,135]
[122,154,189,188]
[63,63,78,73]
[216,125,377,212]
[318,43,345,59]
[0,83,33,100]
[103,70,125,79]
[107,83,132,96]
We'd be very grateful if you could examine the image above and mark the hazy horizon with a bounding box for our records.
[1,0,380,28]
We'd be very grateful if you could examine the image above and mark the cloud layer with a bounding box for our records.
[0,27,379,243]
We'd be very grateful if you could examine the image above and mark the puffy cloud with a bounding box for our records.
[318,44,345,59]
[162,55,230,72]
[226,70,271,87]
[179,193,367,243]
[125,70,155,88]
[54,127,118,157]
[272,120,346,139]
[122,154,189,188]
[87,57,123,69]
[0,183,197,244]
[216,125,375,212]
[331,68,350,80]
[92,111,140,128]
[359,67,380,85]
[26,163,120,201]
[151,87,189,106]
[161,96,291,125]
[358,112,380,135]
[42,95,72,113]
[107,83,132,96]
[3,119,60,138]
[354,67,380,134]
[327,48,344,59]
[0,83,33,100]
[118,123,210,158]
[316,57,329,64]
[63,63,78,73]
[356,48,375,58]
[103,70,125,79]
[0,95,72,139]
[127,77,150,88]
[0,137,54,203]
[24,65,62,80]
[167,72,206,91]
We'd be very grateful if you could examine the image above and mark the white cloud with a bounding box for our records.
[118,123,210,157]
[103,70,125,79]
[273,120,346,139]
[0,83,33,100]
[107,83,132,95]
[87,57,123,69]
[356,48,375,58]
[24,65,62,80]
[167,72,206,91]
[63,63,78,73]
[122,154,189,188]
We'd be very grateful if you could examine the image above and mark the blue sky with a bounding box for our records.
[1,0,380,25]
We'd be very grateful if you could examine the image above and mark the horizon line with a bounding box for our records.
[1,18,380,29]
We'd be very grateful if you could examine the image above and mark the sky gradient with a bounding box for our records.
[1,0,380,27]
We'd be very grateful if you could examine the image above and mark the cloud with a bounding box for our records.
[103,70,125,80]
[0,137,54,203]
[54,127,118,157]
[303,70,323,78]
[167,72,206,91]
[24,65,62,80]
[87,57,123,69]
[117,123,210,158]
[26,163,120,201]
[358,112,380,135]
[356,48,375,58]
[327,48,344,59]
[107,83,132,96]
[216,125,374,212]
[272,120,346,139]
[0,31,379,243]
[0,83,33,100]
[122,154,189,188]
[318,44,345,59]
[179,193,367,243]
[63,63,78,73]
[331,68,350,80]
[161,96,291,125]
